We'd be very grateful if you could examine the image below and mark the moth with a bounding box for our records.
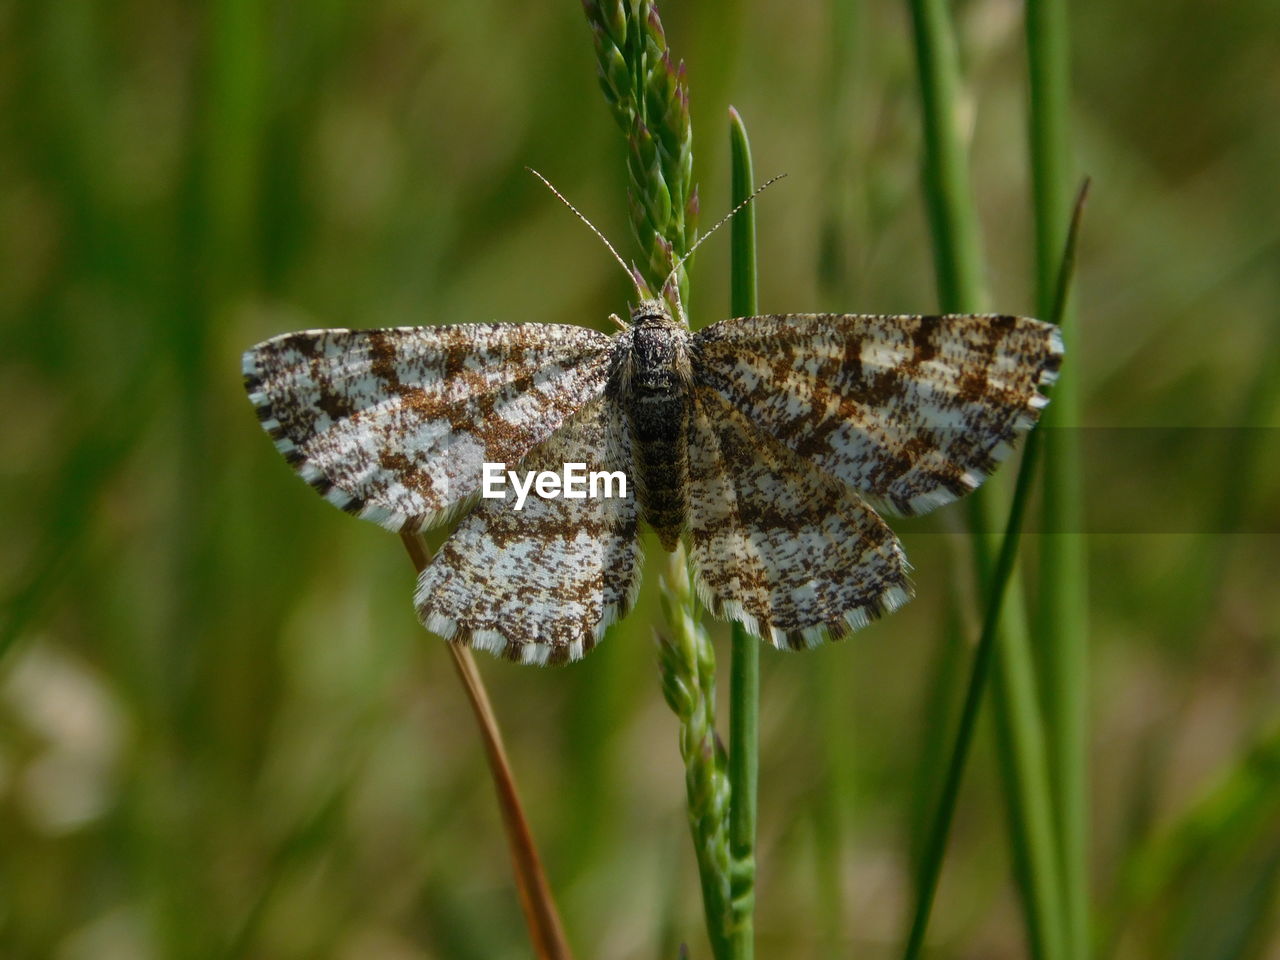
[243,179,1062,665]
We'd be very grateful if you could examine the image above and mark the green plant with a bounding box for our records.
[900,1,1088,958]
[582,6,760,957]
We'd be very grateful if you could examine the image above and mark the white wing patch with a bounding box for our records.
[414,398,640,664]
[244,323,615,532]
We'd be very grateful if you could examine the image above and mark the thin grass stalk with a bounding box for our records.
[908,584,966,874]
[907,0,987,315]
[582,5,744,956]
[400,534,574,960]
[1026,4,1090,957]
[989,594,1064,960]
[657,546,734,960]
[900,182,1088,960]
[904,0,1064,945]
[902,419,1043,960]
[903,1,1074,952]
[725,105,760,960]
[818,0,865,298]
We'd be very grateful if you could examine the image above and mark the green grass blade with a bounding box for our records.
[906,0,987,313]
[1026,2,1090,957]
[657,547,734,960]
[726,105,760,960]
[581,5,740,956]
[900,179,1088,960]
[902,408,1047,960]
[901,2,1082,953]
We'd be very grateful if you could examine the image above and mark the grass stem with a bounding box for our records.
[900,181,1088,960]
[400,534,574,960]
[657,547,734,960]
[907,0,987,313]
[1026,3,1090,957]
[903,1,1087,950]
[726,105,760,960]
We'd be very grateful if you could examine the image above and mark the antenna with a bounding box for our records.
[527,168,641,295]
[660,173,786,295]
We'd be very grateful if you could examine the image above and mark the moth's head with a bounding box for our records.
[630,297,677,328]
[529,166,787,335]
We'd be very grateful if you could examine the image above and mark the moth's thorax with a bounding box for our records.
[612,299,693,552]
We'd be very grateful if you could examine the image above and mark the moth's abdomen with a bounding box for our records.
[625,323,693,551]
[632,391,690,551]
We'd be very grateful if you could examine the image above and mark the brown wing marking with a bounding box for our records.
[687,385,912,650]
[414,398,640,665]
[691,313,1062,515]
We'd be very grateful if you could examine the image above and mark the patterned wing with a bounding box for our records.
[415,397,640,665]
[688,385,911,650]
[690,314,1063,515]
[243,323,615,532]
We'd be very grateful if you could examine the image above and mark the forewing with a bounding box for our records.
[691,313,1063,515]
[414,398,640,665]
[243,323,615,531]
[688,385,912,650]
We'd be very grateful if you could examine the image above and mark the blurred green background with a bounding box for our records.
[2,1,1278,957]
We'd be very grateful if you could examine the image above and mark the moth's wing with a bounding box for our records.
[688,385,912,650]
[243,323,615,532]
[690,313,1063,515]
[415,397,640,665]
